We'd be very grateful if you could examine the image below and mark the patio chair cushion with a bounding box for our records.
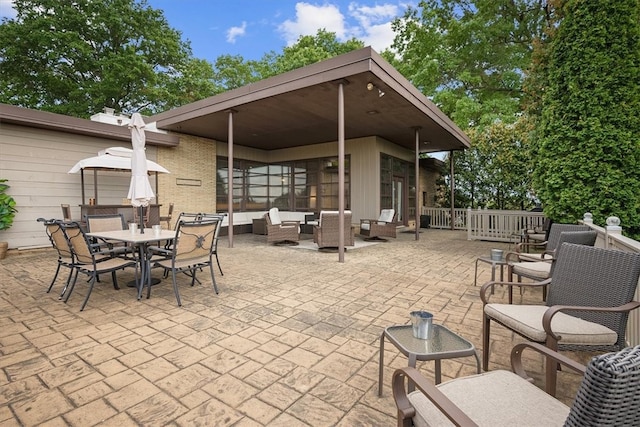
[407,370,570,426]
[485,304,618,345]
[269,207,282,225]
[378,209,395,223]
[511,261,551,280]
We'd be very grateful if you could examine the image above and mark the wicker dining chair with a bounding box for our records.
[506,230,597,302]
[393,342,640,426]
[482,243,640,397]
[512,223,590,261]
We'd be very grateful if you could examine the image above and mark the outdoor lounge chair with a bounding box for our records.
[359,208,397,240]
[313,210,354,249]
[393,342,640,427]
[482,243,640,396]
[200,213,225,275]
[265,207,300,244]
[132,205,150,228]
[38,218,77,299]
[60,221,137,311]
[522,217,552,246]
[145,218,220,306]
[507,230,597,302]
[513,222,590,261]
[159,202,174,229]
[85,213,133,254]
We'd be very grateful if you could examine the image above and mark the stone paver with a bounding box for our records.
[0,229,587,425]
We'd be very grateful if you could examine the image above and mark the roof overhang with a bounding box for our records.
[0,103,180,147]
[150,47,470,153]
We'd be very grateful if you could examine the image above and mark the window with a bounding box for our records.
[217,156,350,212]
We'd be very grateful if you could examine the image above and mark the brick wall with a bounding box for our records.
[156,134,216,227]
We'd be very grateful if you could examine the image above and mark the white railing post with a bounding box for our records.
[467,207,472,240]
[605,216,622,249]
[583,212,593,224]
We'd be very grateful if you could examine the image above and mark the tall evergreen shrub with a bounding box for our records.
[534,0,640,236]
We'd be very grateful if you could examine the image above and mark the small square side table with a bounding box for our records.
[474,256,508,287]
[378,324,480,396]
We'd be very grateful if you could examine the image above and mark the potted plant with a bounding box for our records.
[0,179,18,259]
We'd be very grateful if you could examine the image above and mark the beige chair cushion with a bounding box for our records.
[269,207,281,225]
[512,261,551,280]
[527,232,546,242]
[408,370,570,426]
[485,304,617,344]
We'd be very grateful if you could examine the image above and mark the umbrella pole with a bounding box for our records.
[139,206,145,233]
[81,169,86,204]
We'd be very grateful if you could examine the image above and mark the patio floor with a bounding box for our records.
[0,229,589,426]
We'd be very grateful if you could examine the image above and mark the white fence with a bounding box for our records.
[420,207,468,230]
[420,207,546,240]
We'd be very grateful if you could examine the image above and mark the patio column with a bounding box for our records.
[227,110,234,248]
[338,81,345,263]
[414,127,420,241]
[450,150,455,230]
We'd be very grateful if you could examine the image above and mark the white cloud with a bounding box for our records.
[278,3,347,46]
[0,0,17,19]
[361,22,396,52]
[277,2,402,52]
[226,21,247,44]
[348,3,400,52]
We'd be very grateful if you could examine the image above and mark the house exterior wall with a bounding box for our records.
[0,122,160,248]
[157,134,216,226]
[1,118,441,249]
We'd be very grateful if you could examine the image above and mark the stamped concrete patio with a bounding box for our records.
[0,229,587,426]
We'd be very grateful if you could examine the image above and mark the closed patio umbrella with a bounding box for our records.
[127,113,154,233]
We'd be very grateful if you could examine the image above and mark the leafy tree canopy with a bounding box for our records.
[438,117,535,209]
[390,0,553,129]
[0,0,217,117]
[208,30,365,92]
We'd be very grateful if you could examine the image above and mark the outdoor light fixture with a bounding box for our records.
[367,82,385,98]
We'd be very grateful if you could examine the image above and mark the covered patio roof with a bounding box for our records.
[150,47,470,152]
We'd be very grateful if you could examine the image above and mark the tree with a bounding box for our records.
[390,0,554,128]
[0,0,216,117]
[206,30,363,94]
[437,117,535,209]
[261,29,364,76]
[390,1,555,211]
[533,0,640,235]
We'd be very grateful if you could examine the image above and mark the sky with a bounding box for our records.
[0,0,414,63]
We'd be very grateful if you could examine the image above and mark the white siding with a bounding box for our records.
[0,122,158,249]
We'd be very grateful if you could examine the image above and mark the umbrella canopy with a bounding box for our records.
[127,113,155,208]
[68,146,170,174]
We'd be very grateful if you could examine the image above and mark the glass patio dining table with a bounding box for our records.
[86,228,175,298]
